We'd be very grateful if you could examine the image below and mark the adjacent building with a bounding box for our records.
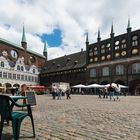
[40,49,87,87]
[0,26,47,92]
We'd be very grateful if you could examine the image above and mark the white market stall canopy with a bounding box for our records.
[104,83,128,88]
[87,84,104,88]
[72,84,87,88]
[72,83,128,89]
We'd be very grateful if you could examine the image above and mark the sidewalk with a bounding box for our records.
[2,95,140,140]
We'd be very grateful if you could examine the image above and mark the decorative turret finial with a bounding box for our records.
[86,31,89,44]
[127,17,132,32]
[21,24,27,49]
[110,22,114,37]
[97,28,101,42]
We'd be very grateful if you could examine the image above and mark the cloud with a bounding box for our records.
[0,0,140,60]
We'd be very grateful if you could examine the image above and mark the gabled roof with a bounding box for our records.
[42,50,86,73]
[0,38,45,59]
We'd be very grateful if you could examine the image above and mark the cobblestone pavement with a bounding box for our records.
[2,95,140,140]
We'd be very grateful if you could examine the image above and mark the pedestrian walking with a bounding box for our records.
[103,88,108,99]
[115,84,121,101]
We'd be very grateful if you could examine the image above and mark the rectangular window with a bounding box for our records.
[13,74,16,79]
[28,76,31,81]
[102,67,109,76]
[90,69,96,77]
[0,71,2,78]
[3,72,7,79]
[32,76,34,82]
[132,63,140,74]
[21,75,24,80]
[8,73,12,79]
[25,75,27,81]
[35,77,37,82]
[101,49,105,54]
[17,74,20,80]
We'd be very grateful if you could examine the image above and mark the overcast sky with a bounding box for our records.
[0,0,140,60]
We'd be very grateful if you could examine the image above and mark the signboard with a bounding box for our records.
[26,92,36,106]
[52,82,70,92]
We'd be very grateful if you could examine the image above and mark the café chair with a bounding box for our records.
[0,95,35,140]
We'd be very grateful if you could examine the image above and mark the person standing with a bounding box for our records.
[52,84,57,100]
[108,83,115,101]
[66,87,71,100]
[15,87,20,96]
[11,88,15,96]
[57,88,62,100]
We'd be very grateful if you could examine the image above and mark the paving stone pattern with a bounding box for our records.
[2,95,140,140]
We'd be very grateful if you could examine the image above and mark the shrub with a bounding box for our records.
[35,92,44,95]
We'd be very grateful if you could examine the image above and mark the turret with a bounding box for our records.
[127,18,132,33]
[85,32,89,45]
[43,42,47,60]
[110,22,115,38]
[97,28,101,42]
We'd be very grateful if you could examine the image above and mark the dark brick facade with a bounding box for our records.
[86,27,140,95]
[40,50,88,87]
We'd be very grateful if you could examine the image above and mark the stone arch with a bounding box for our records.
[13,84,20,88]
[0,83,4,93]
[5,83,12,93]
[129,79,140,95]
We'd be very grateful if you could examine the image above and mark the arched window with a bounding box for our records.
[132,63,140,74]
[1,62,4,67]
[33,69,35,74]
[21,66,24,71]
[132,36,138,46]
[116,65,124,75]
[121,39,126,49]
[17,65,20,70]
[102,67,109,76]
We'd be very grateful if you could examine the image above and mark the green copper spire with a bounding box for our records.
[22,25,26,43]
[43,42,47,52]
